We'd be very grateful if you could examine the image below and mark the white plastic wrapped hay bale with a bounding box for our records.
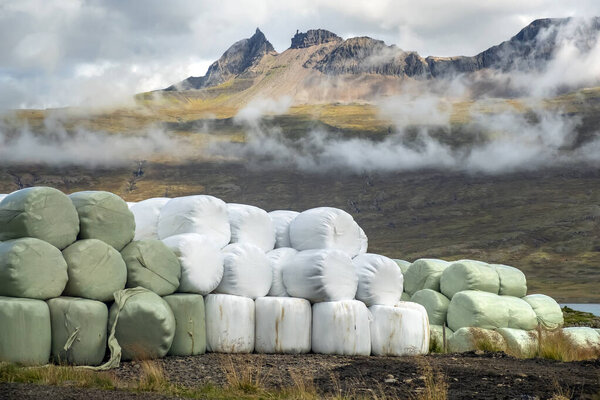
[255,297,311,354]
[440,260,499,299]
[0,194,6,202]
[403,259,450,296]
[205,294,255,353]
[268,210,299,248]
[562,327,600,348]
[130,198,170,241]
[0,296,51,365]
[312,300,371,355]
[370,303,429,356]
[163,294,206,356]
[266,248,297,297]
[158,195,231,248]
[283,249,357,303]
[227,203,276,252]
[522,294,564,329]
[48,297,108,366]
[289,207,362,257]
[126,202,136,209]
[353,253,403,306]
[162,233,224,295]
[448,327,507,353]
[411,289,450,326]
[497,328,538,358]
[214,243,272,299]
[490,264,527,297]
[358,226,368,254]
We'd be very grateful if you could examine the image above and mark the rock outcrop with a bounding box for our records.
[290,29,342,49]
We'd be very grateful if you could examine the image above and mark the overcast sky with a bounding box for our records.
[1,0,599,109]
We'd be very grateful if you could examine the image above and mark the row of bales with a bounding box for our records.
[1,187,599,367]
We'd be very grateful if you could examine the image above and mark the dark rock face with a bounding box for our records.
[290,29,342,48]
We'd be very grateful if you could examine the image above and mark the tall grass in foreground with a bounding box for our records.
[536,328,600,362]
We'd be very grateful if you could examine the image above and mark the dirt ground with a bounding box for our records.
[2,352,599,399]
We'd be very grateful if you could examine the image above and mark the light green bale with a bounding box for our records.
[490,264,527,297]
[0,296,51,365]
[400,292,411,301]
[69,191,135,251]
[163,294,206,356]
[48,297,108,366]
[440,260,499,299]
[0,187,79,249]
[497,328,538,358]
[447,327,506,353]
[393,259,411,275]
[411,289,450,326]
[403,259,450,295]
[522,294,564,329]
[562,327,600,348]
[430,325,453,352]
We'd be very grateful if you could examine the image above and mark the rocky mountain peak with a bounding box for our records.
[290,29,342,49]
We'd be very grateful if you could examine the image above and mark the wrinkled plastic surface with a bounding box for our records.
[266,248,297,297]
[215,243,272,299]
[353,253,403,306]
[448,327,507,353]
[0,238,68,300]
[522,294,564,329]
[69,191,135,251]
[411,289,450,326]
[162,233,223,295]
[562,327,600,348]
[268,210,299,248]
[370,303,429,356]
[358,227,368,254]
[289,207,362,257]
[62,239,127,302]
[0,296,51,365]
[130,198,170,241]
[48,297,108,366]
[440,260,500,299]
[163,294,206,356]
[205,294,255,353]
[283,249,357,303]
[121,240,181,296]
[157,195,231,248]
[393,259,411,275]
[228,203,276,252]
[255,297,311,354]
[491,264,527,297]
[0,187,79,249]
[497,328,538,358]
[403,259,450,295]
[312,300,371,355]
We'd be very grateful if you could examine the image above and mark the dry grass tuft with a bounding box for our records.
[0,362,116,389]
[537,328,600,362]
[411,358,448,400]
[219,355,269,394]
[137,360,170,392]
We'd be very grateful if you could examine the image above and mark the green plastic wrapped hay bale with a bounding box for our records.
[561,327,600,348]
[440,260,499,299]
[411,289,450,325]
[430,325,453,352]
[0,187,79,249]
[400,292,411,301]
[393,259,411,275]
[0,238,68,299]
[163,294,206,356]
[0,296,51,365]
[48,297,108,366]
[448,327,506,353]
[522,294,564,329]
[69,191,135,251]
[121,240,181,296]
[403,259,450,295]
[490,264,527,297]
[497,328,538,358]
[62,239,127,302]
[108,287,175,360]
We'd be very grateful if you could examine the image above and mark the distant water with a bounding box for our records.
[561,303,600,316]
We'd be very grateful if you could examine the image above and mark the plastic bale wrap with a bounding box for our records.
[0,238,68,300]
[430,325,453,352]
[497,328,538,358]
[448,327,507,353]
[370,303,429,356]
[522,294,564,329]
[162,233,223,295]
[266,248,297,297]
[62,239,127,302]
[163,294,206,356]
[121,240,181,296]
[157,195,231,248]
[289,207,362,257]
[400,292,411,301]
[48,297,108,366]
[411,289,450,326]
[268,210,299,248]
[403,259,450,296]
[0,186,79,249]
[205,294,255,353]
[255,297,311,354]
[490,264,527,297]
[353,253,403,306]
[108,288,175,360]
[130,198,170,241]
[358,226,368,254]
[214,243,272,299]
[394,259,411,275]
[0,296,51,365]
[227,203,276,252]
[562,327,600,348]
[283,249,358,303]
[440,260,500,299]
[0,194,6,202]
[312,300,371,355]
[126,202,136,209]
[69,191,135,251]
